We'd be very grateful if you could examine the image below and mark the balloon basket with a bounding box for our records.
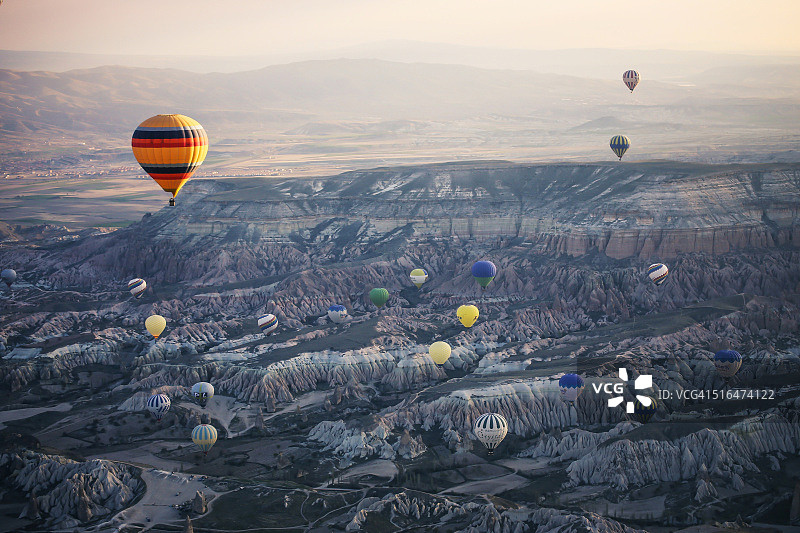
[169,198,175,206]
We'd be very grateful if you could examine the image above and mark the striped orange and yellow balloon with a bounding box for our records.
[131,114,208,203]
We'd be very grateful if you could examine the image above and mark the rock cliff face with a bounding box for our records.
[4,162,800,290]
[2,161,800,531]
[147,162,800,259]
[344,490,644,533]
[566,415,800,491]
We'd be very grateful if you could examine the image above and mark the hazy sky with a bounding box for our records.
[1,0,800,56]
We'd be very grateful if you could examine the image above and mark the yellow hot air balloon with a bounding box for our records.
[410,268,428,289]
[192,424,218,455]
[145,314,167,339]
[429,341,451,365]
[457,304,479,328]
[132,114,208,206]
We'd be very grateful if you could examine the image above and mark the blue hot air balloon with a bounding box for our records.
[631,397,657,424]
[471,261,497,290]
[610,135,630,160]
[558,374,585,404]
[714,349,742,378]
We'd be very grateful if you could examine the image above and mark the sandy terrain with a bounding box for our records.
[266,390,329,420]
[178,395,249,437]
[86,442,185,472]
[443,473,529,495]
[0,402,71,430]
[494,456,555,475]
[97,469,218,532]
[585,495,667,520]
[34,413,95,449]
[337,459,398,484]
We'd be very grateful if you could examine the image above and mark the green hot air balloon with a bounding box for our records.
[369,288,390,308]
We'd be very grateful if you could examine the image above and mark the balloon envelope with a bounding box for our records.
[1,268,16,288]
[147,393,171,420]
[647,263,669,286]
[369,288,390,308]
[191,382,215,407]
[128,278,147,299]
[631,396,657,424]
[623,70,640,92]
[457,305,479,328]
[132,114,208,202]
[145,315,166,339]
[610,135,630,160]
[471,261,497,290]
[558,373,585,403]
[327,305,348,324]
[429,341,452,365]
[410,268,428,288]
[714,350,742,378]
[192,424,218,454]
[473,413,508,454]
[257,313,278,335]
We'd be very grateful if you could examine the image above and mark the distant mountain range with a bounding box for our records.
[3,41,800,80]
[2,57,798,139]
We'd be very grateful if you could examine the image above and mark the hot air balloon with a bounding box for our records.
[457,304,479,328]
[257,313,278,335]
[647,263,669,286]
[131,114,208,206]
[473,413,508,455]
[714,349,742,378]
[558,374,585,404]
[327,305,348,324]
[410,268,428,289]
[471,261,497,291]
[631,396,657,424]
[610,136,630,160]
[192,424,218,455]
[191,382,215,407]
[146,393,171,421]
[429,341,452,365]
[145,315,166,339]
[1,268,16,288]
[369,288,390,308]
[623,70,640,92]
[128,278,147,299]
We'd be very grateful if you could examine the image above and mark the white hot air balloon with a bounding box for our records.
[473,413,508,455]
[327,305,348,324]
[257,313,278,335]
[1,268,17,289]
[191,382,215,407]
[647,263,669,286]
[623,69,640,92]
[146,393,171,420]
[128,278,147,299]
